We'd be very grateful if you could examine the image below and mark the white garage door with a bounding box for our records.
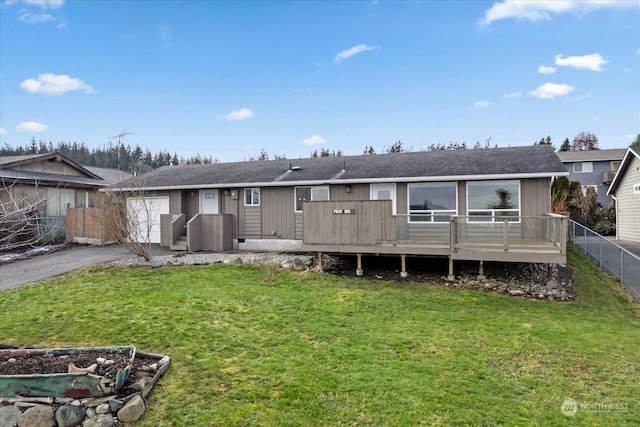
[126,196,170,244]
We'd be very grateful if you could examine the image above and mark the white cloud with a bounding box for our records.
[18,10,55,24]
[480,0,638,26]
[502,91,522,99]
[529,82,575,99]
[0,128,6,134]
[302,135,326,146]
[16,121,48,132]
[21,0,65,9]
[554,53,608,71]
[538,65,556,74]
[474,101,490,108]
[20,73,94,95]
[221,108,255,121]
[334,44,376,63]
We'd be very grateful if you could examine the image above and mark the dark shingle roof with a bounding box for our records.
[115,145,567,190]
[0,169,107,187]
[83,166,133,185]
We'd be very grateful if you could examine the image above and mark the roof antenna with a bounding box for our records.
[108,130,135,170]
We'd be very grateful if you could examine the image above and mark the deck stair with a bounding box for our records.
[170,235,188,251]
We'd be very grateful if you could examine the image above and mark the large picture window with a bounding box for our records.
[295,186,329,211]
[467,180,520,222]
[408,182,457,222]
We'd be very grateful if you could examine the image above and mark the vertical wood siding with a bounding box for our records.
[303,200,394,244]
[261,187,294,239]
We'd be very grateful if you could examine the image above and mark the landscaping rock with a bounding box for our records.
[0,405,22,427]
[95,404,110,415]
[117,395,145,423]
[18,405,55,427]
[81,414,114,427]
[84,408,96,419]
[107,399,124,413]
[291,257,306,271]
[55,405,86,427]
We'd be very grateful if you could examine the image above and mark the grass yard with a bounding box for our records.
[1,246,639,426]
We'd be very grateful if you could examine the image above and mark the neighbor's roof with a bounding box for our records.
[0,169,107,187]
[114,145,568,191]
[607,147,640,195]
[556,148,627,163]
[83,166,133,185]
[0,152,107,187]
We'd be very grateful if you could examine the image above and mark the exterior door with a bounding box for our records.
[200,189,219,214]
[370,184,396,215]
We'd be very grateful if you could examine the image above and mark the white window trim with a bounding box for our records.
[244,188,261,206]
[407,182,458,223]
[295,185,330,212]
[466,180,521,223]
[573,162,593,173]
[634,183,640,195]
[370,183,397,215]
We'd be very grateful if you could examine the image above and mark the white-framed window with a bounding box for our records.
[573,162,593,173]
[467,180,520,222]
[370,183,397,215]
[244,188,260,206]
[581,185,598,196]
[408,182,457,222]
[634,183,640,195]
[295,185,329,212]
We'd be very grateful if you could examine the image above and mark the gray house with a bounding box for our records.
[607,147,640,243]
[115,145,569,276]
[556,148,627,207]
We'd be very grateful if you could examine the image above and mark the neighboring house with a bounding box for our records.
[114,146,569,274]
[607,147,640,243]
[556,148,627,207]
[0,153,127,240]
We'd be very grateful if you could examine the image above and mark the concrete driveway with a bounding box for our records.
[0,245,166,291]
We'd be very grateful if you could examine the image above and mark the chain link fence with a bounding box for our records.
[569,220,640,298]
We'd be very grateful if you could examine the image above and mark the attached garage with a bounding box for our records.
[126,196,170,244]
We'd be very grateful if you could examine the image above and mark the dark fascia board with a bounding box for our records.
[0,152,104,181]
[607,147,640,195]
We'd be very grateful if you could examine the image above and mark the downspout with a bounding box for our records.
[611,194,619,240]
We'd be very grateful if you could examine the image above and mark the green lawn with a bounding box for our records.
[1,246,638,426]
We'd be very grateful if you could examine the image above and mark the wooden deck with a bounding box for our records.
[302,201,568,268]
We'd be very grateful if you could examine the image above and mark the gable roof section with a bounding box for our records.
[556,148,627,163]
[115,145,568,191]
[607,147,640,195]
[0,152,107,188]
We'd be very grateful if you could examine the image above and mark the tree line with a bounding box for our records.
[0,138,216,174]
[2,132,638,173]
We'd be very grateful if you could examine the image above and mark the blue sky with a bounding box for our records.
[1,0,638,162]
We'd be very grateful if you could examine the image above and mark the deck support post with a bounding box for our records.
[317,252,323,272]
[477,260,486,280]
[356,253,363,276]
[547,263,554,282]
[447,257,455,281]
[400,254,408,278]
